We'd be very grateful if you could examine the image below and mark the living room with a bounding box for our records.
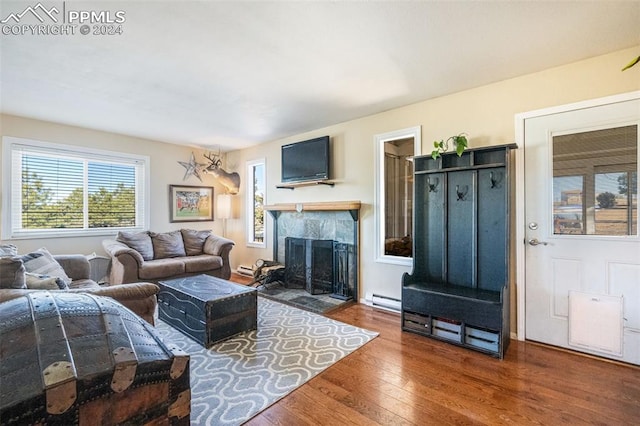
[1,1,640,424]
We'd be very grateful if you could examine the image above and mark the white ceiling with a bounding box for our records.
[1,1,639,151]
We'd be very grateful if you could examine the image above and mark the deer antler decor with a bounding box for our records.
[203,151,241,195]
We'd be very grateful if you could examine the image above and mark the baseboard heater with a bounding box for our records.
[236,265,254,277]
[370,293,401,313]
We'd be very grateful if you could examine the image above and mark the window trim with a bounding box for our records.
[246,158,266,248]
[374,126,421,266]
[1,136,150,240]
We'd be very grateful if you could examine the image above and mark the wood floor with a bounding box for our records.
[244,302,640,425]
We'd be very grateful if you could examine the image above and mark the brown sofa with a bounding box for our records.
[102,229,234,285]
[0,254,158,325]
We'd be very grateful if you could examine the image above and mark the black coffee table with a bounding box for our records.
[157,274,257,347]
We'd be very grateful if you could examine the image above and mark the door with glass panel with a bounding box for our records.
[524,96,640,365]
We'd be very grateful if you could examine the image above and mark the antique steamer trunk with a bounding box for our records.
[158,275,257,347]
[0,292,190,425]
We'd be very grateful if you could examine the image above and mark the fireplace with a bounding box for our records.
[284,238,334,295]
[264,201,361,301]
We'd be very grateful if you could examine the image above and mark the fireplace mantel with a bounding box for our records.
[264,201,361,221]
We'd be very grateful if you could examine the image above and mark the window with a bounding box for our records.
[375,126,421,265]
[2,137,149,239]
[246,158,266,247]
[552,125,638,236]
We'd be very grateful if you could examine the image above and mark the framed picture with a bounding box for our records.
[169,185,214,222]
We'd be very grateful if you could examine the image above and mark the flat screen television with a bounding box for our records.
[281,136,330,183]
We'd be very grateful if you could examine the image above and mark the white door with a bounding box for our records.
[524,95,640,365]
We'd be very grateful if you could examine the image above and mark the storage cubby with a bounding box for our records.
[413,156,440,172]
[442,151,471,168]
[402,144,516,358]
[474,147,507,165]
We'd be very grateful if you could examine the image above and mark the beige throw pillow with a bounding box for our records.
[25,272,68,290]
[0,244,18,257]
[151,231,186,259]
[21,247,72,287]
[0,256,26,289]
[181,229,211,256]
[117,231,154,261]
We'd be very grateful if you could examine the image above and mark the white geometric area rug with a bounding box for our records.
[155,297,378,425]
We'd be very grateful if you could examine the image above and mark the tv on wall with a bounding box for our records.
[281,136,330,183]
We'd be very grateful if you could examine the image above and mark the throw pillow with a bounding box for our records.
[0,256,26,289]
[117,231,154,261]
[21,248,72,287]
[25,272,69,290]
[181,229,211,256]
[150,231,186,259]
[0,244,18,257]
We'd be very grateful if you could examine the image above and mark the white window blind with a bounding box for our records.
[2,137,149,239]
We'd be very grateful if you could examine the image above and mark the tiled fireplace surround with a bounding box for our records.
[264,202,361,301]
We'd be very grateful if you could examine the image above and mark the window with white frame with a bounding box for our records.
[2,137,149,239]
[246,158,266,247]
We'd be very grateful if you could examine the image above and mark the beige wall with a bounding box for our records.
[0,115,227,255]
[227,46,640,312]
[1,46,638,329]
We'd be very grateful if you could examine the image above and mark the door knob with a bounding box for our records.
[528,238,548,246]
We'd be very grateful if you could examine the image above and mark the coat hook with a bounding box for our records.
[456,185,467,201]
[490,171,502,188]
[427,177,439,193]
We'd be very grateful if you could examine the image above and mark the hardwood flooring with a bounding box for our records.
[230,272,255,286]
[244,303,640,425]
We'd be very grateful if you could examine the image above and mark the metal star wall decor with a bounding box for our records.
[178,152,207,182]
